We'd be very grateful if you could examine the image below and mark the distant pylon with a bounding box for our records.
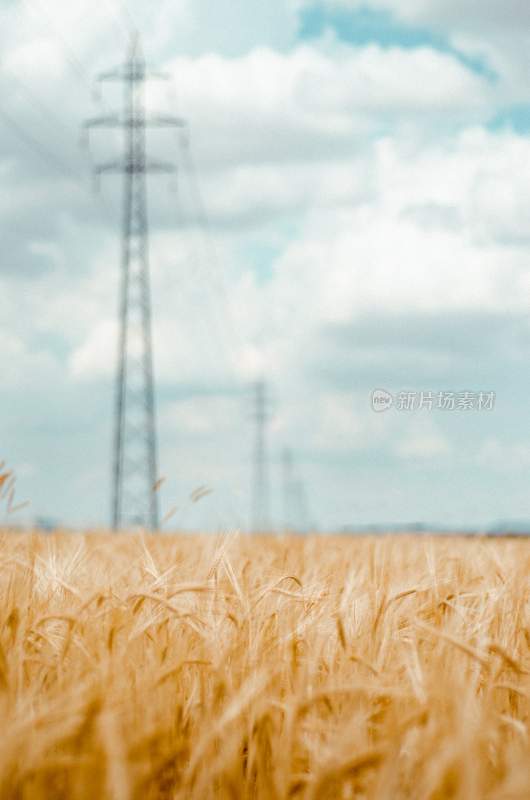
[84,36,185,530]
[282,447,311,533]
[282,447,295,532]
[252,380,270,533]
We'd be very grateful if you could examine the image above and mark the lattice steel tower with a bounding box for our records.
[252,380,271,533]
[84,36,184,530]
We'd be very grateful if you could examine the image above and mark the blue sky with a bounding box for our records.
[300,4,498,80]
[301,5,455,52]
[1,0,530,532]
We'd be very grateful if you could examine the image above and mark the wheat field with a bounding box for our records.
[0,531,529,799]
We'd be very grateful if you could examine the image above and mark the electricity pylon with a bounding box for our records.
[282,447,311,533]
[282,447,295,532]
[84,35,185,530]
[251,380,271,533]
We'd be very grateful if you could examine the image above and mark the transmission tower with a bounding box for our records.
[251,380,271,533]
[282,448,311,533]
[282,447,295,532]
[84,36,185,530]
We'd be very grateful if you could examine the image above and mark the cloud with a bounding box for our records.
[476,438,530,471]
[395,426,451,459]
[53,126,530,424]
[0,331,60,390]
[1,0,298,70]
[69,320,117,380]
[307,1,530,106]
[166,43,492,171]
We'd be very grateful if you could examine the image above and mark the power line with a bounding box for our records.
[170,161,248,393]
[116,0,139,35]
[0,105,80,181]
[177,132,249,362]
[171,193,242,388]
[141,83,249,393]
[19,0,91,87]
[16,0,128,118]
[0,82,123,251]
[8,73,76,141]
[0,69,119,226]
[102,2,132,48]
[175,111,278,536]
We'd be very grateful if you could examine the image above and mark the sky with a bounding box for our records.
[1,0,530,532]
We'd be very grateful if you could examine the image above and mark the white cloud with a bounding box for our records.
[166,43,492,170]
[161,395,239,437]
[66,126,530,393]
[1,0,298,75]
[0,330,60,390]
[69,319,116,380]
[395,421,451,459]
[476,438,530,470]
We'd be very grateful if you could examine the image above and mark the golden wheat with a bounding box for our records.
[0,531,529,799]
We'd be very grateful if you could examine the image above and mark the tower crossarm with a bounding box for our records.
[94,159,177,176]
[146,114,186,128]
[84,114,186,131]
[84,114,121,130]
[97,66,171,83]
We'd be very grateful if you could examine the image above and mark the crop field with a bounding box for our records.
[0,531,529,799]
